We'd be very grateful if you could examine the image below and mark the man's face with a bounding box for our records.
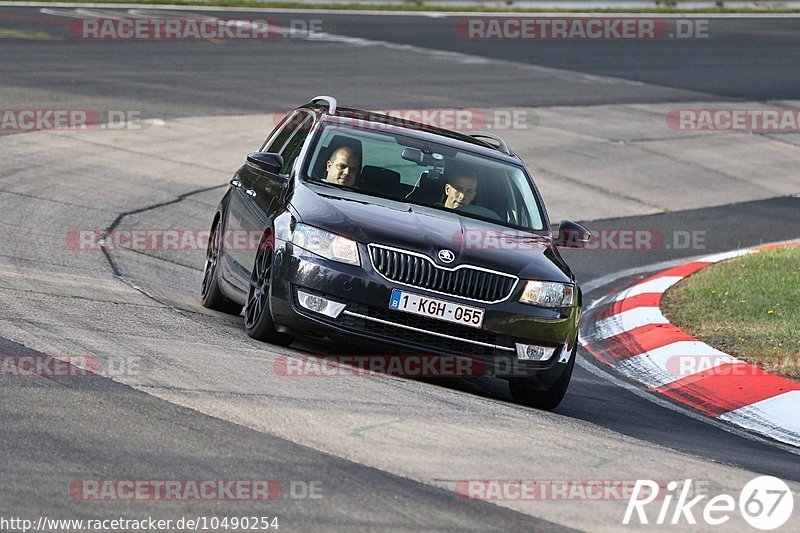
[325,148,360,187]
[444,175,478,209]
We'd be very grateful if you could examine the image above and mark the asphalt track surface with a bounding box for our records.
[1,6,800,531]
[2,9,800,118]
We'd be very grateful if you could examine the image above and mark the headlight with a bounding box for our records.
[291,224,360,266]
[519,281,575,307]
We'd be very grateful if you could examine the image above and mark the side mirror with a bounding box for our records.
[246,152,283,175]
[555,220,591,249]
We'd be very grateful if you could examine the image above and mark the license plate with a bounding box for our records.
[389,289,485,329]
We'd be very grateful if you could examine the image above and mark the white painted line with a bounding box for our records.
[30,7,800,96]
[700,249,755,264]
[40,7,92,18]
[580,256,701,295]
[36,6,659,87]
[593,306,668,341]
[74,7,130,19]
[609,286,635,303]
[7,3,800,17]
[615,275,683,300]
[615,341,738,388]
[719,391,800,448]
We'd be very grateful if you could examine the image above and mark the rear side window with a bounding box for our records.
[279,115,314,174]
[261,111,304,153]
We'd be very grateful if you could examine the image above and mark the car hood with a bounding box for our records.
[292,183,573,283]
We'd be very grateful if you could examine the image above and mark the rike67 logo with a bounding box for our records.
[624,477,794,530]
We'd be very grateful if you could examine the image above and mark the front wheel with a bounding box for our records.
[508,344,575,410]
[244,235,294,346]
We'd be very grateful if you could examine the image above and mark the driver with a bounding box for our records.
[325,146,360,187]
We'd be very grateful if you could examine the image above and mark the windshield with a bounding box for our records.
[303,123,547,231]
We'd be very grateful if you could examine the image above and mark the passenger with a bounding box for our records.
[325,146,360,187]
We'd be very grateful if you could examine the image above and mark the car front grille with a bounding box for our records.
[368,244,518,303]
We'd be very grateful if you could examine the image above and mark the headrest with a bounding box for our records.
[312,135,363,180]
[326,135,362,161]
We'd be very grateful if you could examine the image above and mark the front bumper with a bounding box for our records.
[270,241,579,381]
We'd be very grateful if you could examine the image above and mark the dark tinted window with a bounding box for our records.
[261,111,303,153]
[279,114,314,174]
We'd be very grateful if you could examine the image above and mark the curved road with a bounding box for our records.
[1,6,799,531]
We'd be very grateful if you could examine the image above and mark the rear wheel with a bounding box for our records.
[509,344,576,410]
[200,219,241,314]
[244,235,294,346]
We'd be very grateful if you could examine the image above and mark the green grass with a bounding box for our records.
[661,245,800,380]
[0,28,56,39]
[9,0,800,13]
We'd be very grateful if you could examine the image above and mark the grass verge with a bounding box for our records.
[4,0,800,14]
[661,245,800,381]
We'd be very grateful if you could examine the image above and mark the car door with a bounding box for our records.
[236,111,315,285]
[221,112,303,293]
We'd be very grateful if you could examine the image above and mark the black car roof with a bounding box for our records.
[300,102,523,165]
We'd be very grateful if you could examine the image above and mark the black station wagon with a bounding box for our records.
[201,96,590,409]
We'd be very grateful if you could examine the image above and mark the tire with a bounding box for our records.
[244,234,295,346]
[201,218,242,314]
[508,343,576,410]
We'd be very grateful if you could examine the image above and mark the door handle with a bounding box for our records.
[230,178,242,188]
[245,189,257,197]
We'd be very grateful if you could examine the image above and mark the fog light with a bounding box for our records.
[515,343,556,362]
[297,290,346,319]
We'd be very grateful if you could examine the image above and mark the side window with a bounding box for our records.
[278,115,314,175]
[260,111,302,153]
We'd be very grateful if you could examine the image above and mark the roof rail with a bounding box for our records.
[308,95,337,115]
[468,132,512,156]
